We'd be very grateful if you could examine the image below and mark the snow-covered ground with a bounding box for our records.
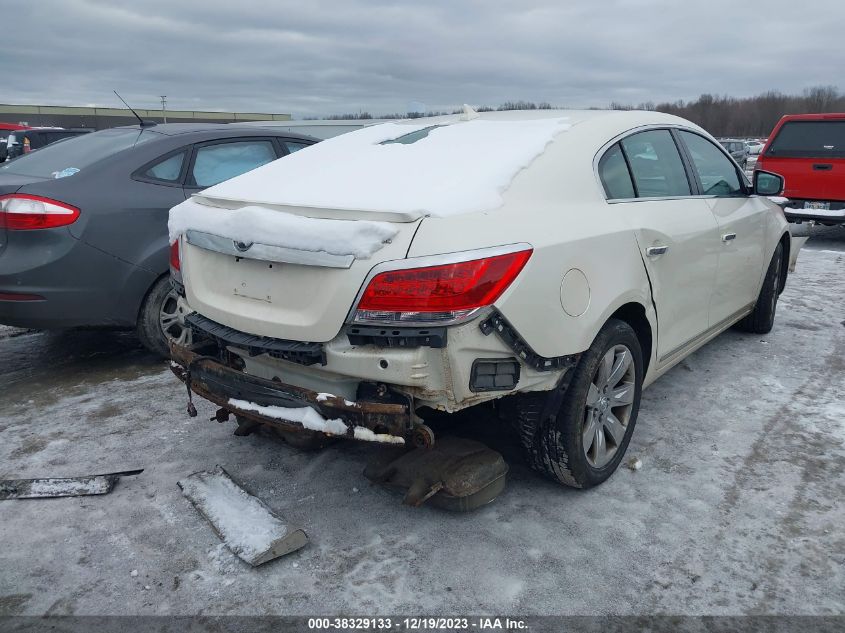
[0,246,843,616]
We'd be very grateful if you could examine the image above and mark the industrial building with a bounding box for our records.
[0,103,290,130]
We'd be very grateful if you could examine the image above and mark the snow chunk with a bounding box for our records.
[190,118,572,217]
[353,427,405,444]
[785,206,845,218]
[178,466,291,563]
[228,398,404,444]
[168,200,398,259]
[626,457,643,471]
[229,398,347,435]
[316,392,358,407]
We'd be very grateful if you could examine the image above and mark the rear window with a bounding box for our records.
[0,128,160,179]
[767,120,845,158]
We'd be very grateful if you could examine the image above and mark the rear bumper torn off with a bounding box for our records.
[170,341,410,444]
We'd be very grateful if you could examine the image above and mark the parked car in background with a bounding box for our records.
[0,123,317,356]
[756,113,845,226]
[746,140,765,154]
[0,123,31,162]
[4,128,93,161]
[168,109,790,489]
[718,138,749,169]
[745,140,764,173]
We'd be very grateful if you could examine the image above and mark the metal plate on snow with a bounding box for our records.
[0,469,144,500]
[364,436,508,511]
[178,465,308,566]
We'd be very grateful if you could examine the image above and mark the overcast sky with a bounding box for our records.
[4,0,844,118]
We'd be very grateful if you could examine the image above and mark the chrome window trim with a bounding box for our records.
[344,242,534,327]
[185,229,355,269]
[593,123,750,203]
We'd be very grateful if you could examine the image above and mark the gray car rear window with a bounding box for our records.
[0,128,160,179]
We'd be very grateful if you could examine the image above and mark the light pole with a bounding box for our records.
[160,96,167,123]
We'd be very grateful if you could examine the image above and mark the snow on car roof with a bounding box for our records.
[194,110,582,217]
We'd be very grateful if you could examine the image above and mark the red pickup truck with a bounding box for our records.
[756,113,845,225]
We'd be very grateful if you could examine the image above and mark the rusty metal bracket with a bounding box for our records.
[170,341,411,443]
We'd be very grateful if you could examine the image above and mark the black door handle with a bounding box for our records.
[813,164,833,171]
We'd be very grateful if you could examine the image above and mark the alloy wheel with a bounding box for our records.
[582,344,636,468]
[159,289,192,347]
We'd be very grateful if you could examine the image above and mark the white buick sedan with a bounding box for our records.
[168,109,790,488]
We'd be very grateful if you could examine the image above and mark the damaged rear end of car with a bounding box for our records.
[167,114,577,447]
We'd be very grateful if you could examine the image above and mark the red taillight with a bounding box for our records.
[356,248,532,322]
[170,240,181,271]
[0,194,80,230]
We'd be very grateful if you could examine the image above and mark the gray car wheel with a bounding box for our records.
[137,276,192,357]
[512,318,643,488]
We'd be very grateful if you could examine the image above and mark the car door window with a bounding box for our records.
[284,141,311,154]
[144,151,186,182]
[598,143,636,199]
[621,130,691,198]
[190,140,277,188]
[679,131,743,196]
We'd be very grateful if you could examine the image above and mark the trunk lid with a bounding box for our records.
[179,196,422,343]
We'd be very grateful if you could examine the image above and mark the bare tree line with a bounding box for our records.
[309,86,843,137]
[612,86,844,136]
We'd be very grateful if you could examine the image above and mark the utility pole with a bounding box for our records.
[160,96,167,123]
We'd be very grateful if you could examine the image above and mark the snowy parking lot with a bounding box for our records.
[0,228,843,617]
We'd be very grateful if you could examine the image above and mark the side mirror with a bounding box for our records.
[753,170,784,196]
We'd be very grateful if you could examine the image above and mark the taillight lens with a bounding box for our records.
[0,194,80,230]
[355,248,532,325]
[170,240,181,271]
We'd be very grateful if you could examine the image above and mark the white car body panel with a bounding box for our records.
[180,217,421,343]
[173,109,790,411]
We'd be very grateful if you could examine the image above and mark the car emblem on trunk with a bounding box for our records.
[233,240,253,252]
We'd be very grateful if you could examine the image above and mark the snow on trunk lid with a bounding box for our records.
[180,116,572,217]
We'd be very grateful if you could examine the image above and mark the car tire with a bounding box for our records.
[512,318,643,488]
[137,276,192,358]
[736,242,783,334]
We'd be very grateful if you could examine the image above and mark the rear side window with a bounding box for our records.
[144,151,186,182]
[191,140,277,188]
[679,131,743,196]
[621,130,691,197]
[767,120,845,158]
[284,141,311,153]
[598,143,636,199]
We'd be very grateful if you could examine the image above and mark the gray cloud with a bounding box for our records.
[3,0,843,118]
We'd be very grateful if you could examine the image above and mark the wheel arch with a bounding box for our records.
[607,302,653,375]
[135,271,170,324]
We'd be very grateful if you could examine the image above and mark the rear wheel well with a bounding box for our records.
[608,302,652,374]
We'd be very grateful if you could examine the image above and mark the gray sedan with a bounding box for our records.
[0,123,316,356]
